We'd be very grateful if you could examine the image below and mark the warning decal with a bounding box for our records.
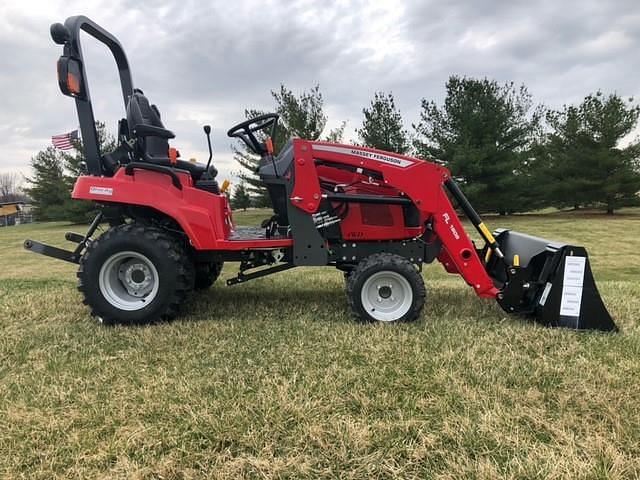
[559,256,586,317]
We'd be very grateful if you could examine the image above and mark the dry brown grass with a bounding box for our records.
[0,210,639,479]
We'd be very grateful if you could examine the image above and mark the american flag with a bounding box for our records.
[51,129,79,150]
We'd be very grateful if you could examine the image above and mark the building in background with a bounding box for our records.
[0,202,32,226]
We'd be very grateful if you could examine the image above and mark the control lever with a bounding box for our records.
[203,125,213,172]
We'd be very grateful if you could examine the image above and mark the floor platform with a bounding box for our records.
[228,226,288,242]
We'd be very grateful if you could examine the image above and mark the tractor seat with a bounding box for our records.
[126,90,209,181]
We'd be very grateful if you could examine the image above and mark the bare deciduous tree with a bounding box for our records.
[0,172,25,203]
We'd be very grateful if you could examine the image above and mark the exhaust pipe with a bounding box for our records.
[486,229,617,332]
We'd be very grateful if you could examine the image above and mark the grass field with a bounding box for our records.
[1,210,639,479]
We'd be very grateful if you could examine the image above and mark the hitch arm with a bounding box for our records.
[24,212,103,264]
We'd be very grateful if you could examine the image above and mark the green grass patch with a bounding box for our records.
[1,211,639,478]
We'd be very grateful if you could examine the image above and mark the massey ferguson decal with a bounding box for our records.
[312,144,415,168]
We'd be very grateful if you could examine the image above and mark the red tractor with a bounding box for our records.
[25,16,616,331]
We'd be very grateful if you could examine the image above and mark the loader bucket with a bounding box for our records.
[485,229,617,332]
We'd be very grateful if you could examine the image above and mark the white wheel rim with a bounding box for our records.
[98,251,159,311]
[361,270,413,322]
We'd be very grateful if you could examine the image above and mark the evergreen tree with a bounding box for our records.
[414,76,544,214]
[272,84,327,139]
[325,121,347,143]
[542,92,640,214]
[357,92,410,154]
[231,181,252,211]
[535,105,590,210]
[26,122,117,222]
[24,147,69,221]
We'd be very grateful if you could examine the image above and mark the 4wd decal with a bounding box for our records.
[312,144,414,168]
[89,186,113,196]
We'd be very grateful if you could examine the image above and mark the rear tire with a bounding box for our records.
[77,224,194,325]
[346,253,425,323]
[194,261,224,289]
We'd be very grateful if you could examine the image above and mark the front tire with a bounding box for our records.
[346,253,425,323]
[78,224,194,325]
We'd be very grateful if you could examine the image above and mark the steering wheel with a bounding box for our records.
[227,113,279,155]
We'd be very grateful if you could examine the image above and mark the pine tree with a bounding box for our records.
[325,121,347,143]
[24,147,69,221]
[357,92,410,154]
[536,105,591,210]
[231,181,252,211]
[272,84,327,139]
[543,92,640,214]
[414,76,544,214]
[26,122,118,222]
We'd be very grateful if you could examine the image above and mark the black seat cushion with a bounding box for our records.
[125,90,210,182]
[126,90,169,160]
[176,159,206,177]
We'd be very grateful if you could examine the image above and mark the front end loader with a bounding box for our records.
[24,15,616,331]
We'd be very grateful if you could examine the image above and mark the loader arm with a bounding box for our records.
[297,141,615,331]
[299,141,500,297]
[430,186,499,298]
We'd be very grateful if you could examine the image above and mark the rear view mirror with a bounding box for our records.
[56,56,85,100]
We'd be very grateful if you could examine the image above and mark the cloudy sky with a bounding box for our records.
[1,0,638,182]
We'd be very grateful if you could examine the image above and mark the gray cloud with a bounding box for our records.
[1,0,638,181]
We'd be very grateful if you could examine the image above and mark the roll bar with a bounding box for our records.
[50,16,134,175]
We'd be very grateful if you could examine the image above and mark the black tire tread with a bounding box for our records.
[77,223,194,325]
[194,261,224,290]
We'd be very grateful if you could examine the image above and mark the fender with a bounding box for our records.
[72,169,231,249]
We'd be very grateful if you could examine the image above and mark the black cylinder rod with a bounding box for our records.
[444,179,504,259]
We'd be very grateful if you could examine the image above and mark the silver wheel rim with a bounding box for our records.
[98,251,159,311]
[361,270,413,322]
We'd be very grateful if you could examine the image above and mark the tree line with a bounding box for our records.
[233,77,640,215]
[25,76,640,220]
